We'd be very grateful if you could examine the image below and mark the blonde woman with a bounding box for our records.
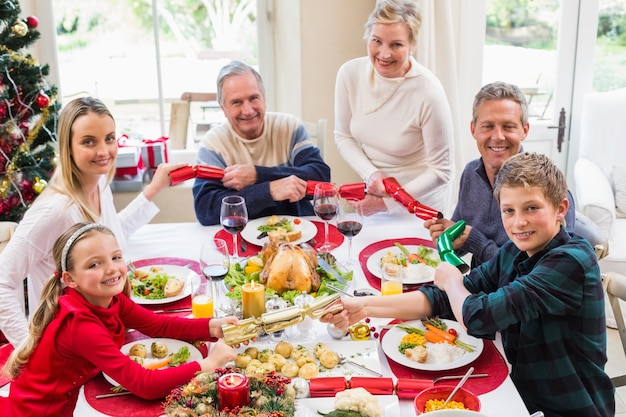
[2,223,237,416]
[334,0,454,216]
[0,97,184,346]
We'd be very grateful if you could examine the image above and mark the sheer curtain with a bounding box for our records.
[415,0,464,213]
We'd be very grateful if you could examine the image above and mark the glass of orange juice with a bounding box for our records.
[192,281,214,318]
[381,264,403,296]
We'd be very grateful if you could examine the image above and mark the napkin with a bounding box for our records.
[395,378,433,399]
[349,377,394,395]
[309,376,347,397]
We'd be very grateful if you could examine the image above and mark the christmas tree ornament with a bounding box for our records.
[35,91,49,109]
[25,15,38,29]
[12,20,27,37]
[0,178,10,197]
[33,177,47,194]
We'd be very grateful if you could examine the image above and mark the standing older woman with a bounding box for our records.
[0,97,184,346]
[334,0,454,216]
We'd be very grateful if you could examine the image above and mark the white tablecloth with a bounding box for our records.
[47,212,530,416]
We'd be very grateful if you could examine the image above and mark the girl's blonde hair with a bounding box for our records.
[48,97,116,222]
[3,222,129,378]
[364,0,422,47]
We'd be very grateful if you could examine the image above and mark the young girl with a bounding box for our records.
[2,223,237,417]
[0,97,186,347]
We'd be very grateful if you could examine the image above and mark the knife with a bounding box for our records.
[317,257,347,285]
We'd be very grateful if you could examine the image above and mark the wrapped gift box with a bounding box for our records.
[116,146,142,168]
[141,137,169,168]
[111,169,146,192]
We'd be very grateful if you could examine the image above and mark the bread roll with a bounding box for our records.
[164,277,184,297]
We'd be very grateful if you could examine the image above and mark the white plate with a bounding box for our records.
[130,265,195,305]
[241,216,317,246]
[103,338,203,387]
[235,340,381,377]
[296,395,400,417]
[366,245,439,284]
[381,319,483,371]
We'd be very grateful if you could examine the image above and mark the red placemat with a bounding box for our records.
[358,237,435,291]
[84,374,164,417]
[133,257,199,311]
[310,221,344,251]
[215,229,262,257]
[380,321,509,395]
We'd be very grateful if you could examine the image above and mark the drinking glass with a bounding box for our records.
[313,182,339,252]
[336,198,364,267]
[381,264,403,296]
[199,238,230,317]
[220,195,248,261]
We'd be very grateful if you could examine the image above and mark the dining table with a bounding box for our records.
[1,211,532,416]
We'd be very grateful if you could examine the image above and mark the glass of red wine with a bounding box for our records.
[198,238,230,318]
[313,182,339,252]
[336,198,364,267]
[220,195,248,261]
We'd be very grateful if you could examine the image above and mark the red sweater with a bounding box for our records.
[4,288,214,417]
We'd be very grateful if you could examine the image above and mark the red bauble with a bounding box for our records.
[25,16,38,29]
[36,92,50,109]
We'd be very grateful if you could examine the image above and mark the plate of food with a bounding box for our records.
[381,318,483,371]
[129,264,195,305]
[366,243,441,284]
[103,338,203,387]
[296,394,400,417]
[241,215,317,246]
[233,340,381,379]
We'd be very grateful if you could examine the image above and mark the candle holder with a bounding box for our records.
[222,293,342,345]
[217,372,250,410]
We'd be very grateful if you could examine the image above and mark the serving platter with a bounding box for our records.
[296,395,400,417]
[103,338,203,387]
[365,244,439,284]
[235,340,381,378]
[381,319,483,371]
[129,264,195,305]
[241,215,317,246]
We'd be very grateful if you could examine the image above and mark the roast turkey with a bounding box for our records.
[259,243,321,294]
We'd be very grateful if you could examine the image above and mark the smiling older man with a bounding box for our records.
[192,61,331,225]
[424,82,576,268]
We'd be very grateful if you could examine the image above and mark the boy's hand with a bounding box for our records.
[320,297,366,330]
[434,262,464,292]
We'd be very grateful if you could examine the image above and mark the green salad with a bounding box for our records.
[130,267,175,300]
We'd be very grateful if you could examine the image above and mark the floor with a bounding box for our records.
[607,326,626,415]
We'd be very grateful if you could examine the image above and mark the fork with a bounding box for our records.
[432,373,488,384]
[337,354,383,377]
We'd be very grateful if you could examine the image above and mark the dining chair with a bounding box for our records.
[604,271,626,387]
[169,92,218,150]
[302,119,327,159]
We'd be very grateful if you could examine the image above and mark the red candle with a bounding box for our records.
[217,373,250,410]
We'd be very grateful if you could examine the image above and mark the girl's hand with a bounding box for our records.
[209,316,239,338]
[198,340,236,373]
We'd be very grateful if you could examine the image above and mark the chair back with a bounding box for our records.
[302,119,327,159]
[574,211,609,260]
[604,271,626,386]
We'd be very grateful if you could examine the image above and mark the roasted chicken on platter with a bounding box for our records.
[259,242,320,294]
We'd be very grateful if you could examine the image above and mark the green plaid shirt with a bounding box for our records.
[421,228,615,417]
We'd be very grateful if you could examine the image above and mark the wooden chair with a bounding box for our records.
[169,92,218,150]
[302,119,327,159]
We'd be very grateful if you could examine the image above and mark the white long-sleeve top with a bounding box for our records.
[334,56,454,213]
[0,176,159,346]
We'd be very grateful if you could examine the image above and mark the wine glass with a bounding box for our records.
[336,198,364,267]
[198,238,230,317]
[313,182,339,252]
[220,195,248,261]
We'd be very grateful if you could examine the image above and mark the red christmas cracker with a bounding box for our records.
[395,378,433,399]
[349,377,394,395]
[382,177,442,220]
[309,377,347,397]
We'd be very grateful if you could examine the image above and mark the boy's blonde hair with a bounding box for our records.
[493,152,568,210]
[3,223,129,378]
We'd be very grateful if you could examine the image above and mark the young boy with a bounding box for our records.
[323,152,614,416]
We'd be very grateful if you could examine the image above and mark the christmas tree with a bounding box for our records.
[0,0,58,222]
